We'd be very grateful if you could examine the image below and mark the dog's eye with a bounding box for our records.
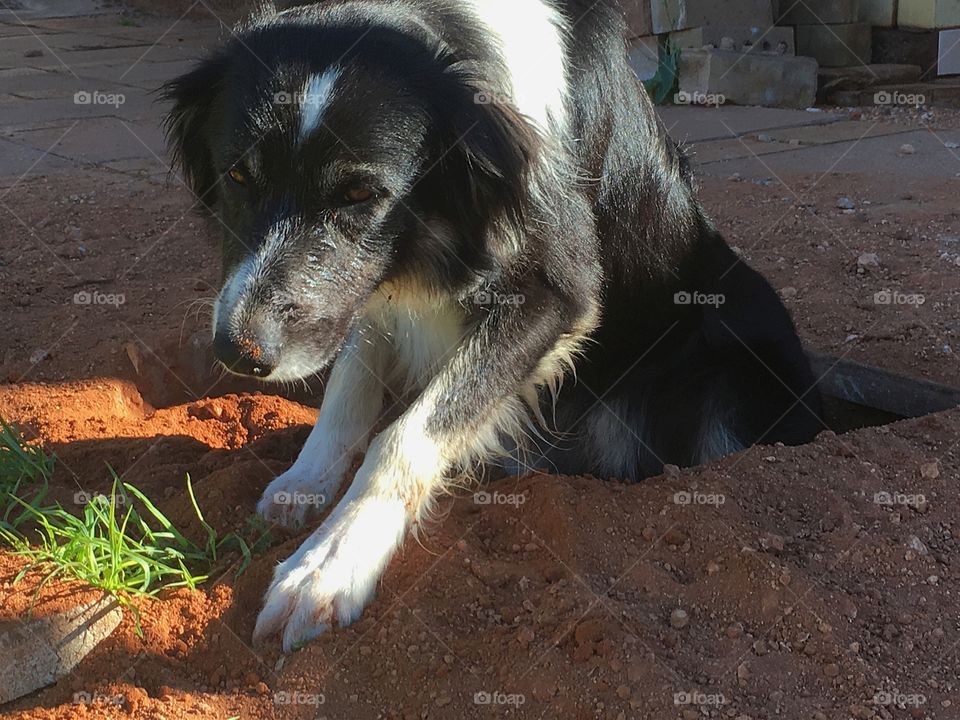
[344,186,374,204]
[228,167,248,186]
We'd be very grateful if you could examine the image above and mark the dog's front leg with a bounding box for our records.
[257,322,388,529]
[253,284,584,651]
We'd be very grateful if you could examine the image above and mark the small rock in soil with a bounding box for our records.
[836,197,855,210]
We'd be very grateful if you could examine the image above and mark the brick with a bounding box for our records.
[0,597,122,704]
[627,36,659,81]
[777,0,858,25]
[678,48,818,108]
[860,0,896,27]
[872,27,939,79]
[899,0,960,29]
[651,0,773,34]
[671,25,794,55]
[621,0,652,39]
[795,23,871,67]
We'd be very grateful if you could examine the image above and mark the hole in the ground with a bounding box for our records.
[810,352,960,434]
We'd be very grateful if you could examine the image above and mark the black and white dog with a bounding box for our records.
[164,0,822,651]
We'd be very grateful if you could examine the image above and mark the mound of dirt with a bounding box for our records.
[1,380,957,719]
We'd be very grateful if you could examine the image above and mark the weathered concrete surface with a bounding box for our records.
[1,0,958,223]
[872,27,939,79]
[671,24,795,55]
[627,35,659,81]
[899,0,960,29]
[693,127,960,180]
[818,64,922,92]
[651,0,773,34]
[0,8,212,181]
[621,0,652,39]
[778,0,859,25]
[795,22,872,68]
[0,596,122,705]
[657,105,841,144]
[860,0,897,27]
[818,63,922,103]
[0,0,114,20]
[678,48,818,108]
[939,29,960,75]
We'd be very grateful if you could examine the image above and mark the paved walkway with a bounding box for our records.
[2,3,960,187]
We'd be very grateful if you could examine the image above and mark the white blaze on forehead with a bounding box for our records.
[461,0,569,134]
[298,68,340,144]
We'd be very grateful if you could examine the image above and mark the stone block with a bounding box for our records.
[899,0,960,29]
[860,0,896,27]
[678,48,818,108]
[817,64,922,102]
[627,35,659,81]
[0,597,122,704]
[872,27,939,79]
[777,0,858,25]
[671,25,794,55]
[651,0,773,34]
[940,29,960,75]
[621,0,652,39]
[795,23,872,67]
[818,63,922,90]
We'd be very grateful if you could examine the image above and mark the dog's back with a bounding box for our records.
[500,0,824,478]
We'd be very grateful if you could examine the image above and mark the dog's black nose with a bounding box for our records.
[213,332,275,378]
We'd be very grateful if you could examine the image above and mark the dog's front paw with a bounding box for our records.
[256,465,339,530]
[253,496,408,652]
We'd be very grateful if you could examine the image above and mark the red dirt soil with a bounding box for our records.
[1,378,959,719]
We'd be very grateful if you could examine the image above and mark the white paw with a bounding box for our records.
[256,463,341,530]
[253,496,408,652]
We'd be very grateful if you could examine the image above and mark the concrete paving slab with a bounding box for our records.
[0,136,76,178]
[78,59,201,91]
[696,128,960,179]
[686,122,919,165]
[103,156,178,185]
[12,116,166,164]
[0,65,63,92]
[0,33,152,54]
[0,95,127,130]
[0,0,114,20]
[758,121,917,145]
[87,21,225,46]
[20,43,198,72]
[0,22,63,38]
[685,136,798,164]
[658,105,843,144]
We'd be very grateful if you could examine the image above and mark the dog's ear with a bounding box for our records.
[161,54,229,211]
[436,70,542,235]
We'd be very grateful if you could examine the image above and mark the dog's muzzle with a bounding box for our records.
[213,330,277,378]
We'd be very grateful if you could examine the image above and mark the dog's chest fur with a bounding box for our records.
[367,285,471,395]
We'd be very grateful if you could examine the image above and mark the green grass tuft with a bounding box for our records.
[0,418,266,630]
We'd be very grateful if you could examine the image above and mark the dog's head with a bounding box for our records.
[162,8,538,380]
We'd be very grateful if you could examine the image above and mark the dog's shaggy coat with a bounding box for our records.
[164,0,822,650]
